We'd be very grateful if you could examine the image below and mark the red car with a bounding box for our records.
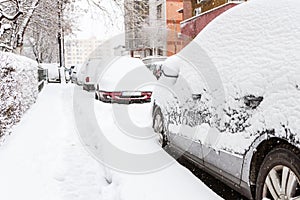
[95,56,156,104]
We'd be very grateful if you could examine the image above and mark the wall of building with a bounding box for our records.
[148,0,167,56]
[166,0,183,56]
[181,3,238,39]
[183,0,192,20]
[194,0,227,15]
[183,0,229,21]
[127,0,184,57]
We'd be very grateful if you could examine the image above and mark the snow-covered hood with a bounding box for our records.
[195,0,300,97]
[98,56,156,91]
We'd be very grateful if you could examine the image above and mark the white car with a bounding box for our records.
[152,0,300,199]
[81,58,100,91]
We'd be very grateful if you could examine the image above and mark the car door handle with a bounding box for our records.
[192,94,202,100]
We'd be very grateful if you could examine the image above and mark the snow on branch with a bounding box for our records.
[0,43,13,50]
[0,0,23,20]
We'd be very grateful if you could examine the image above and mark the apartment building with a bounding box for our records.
[64,38,102,68]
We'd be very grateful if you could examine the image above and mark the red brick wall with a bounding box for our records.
[183,0,192,20]
[181,3,238,39]
[166,0,183,56]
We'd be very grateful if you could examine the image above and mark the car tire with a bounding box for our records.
[255,145,300,200]
[153,108,168,147]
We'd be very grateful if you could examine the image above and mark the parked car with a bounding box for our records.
[64,67,71,83]
[40,63,61,83]
[76,67,84,86]
[70,66,78,84]
[37,66,47,92]
[81,58,100,91]
[70,71,77,84]
[152,0,300,199]
[95,56,156,104]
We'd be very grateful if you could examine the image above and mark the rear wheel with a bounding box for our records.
[153,108,168,147]
[255,146,300,200]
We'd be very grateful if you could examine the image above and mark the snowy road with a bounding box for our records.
[0,84,221,200]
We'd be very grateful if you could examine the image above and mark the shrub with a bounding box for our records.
[0,52,38,142]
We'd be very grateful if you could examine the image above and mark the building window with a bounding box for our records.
[157,4,162,19]
[194,7,202,16]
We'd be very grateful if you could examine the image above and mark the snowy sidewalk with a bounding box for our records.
[0,84,221,200]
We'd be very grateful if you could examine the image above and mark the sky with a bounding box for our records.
[67,0,124,40]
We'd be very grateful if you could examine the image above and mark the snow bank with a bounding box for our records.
[0,52,38,141]
[191,0,300,153]
[0,84,221,200]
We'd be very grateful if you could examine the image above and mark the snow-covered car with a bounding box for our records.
[70,71,77,84]
[142,56,166,79]
[70,66,78,84]
[79,57,105,91]
[65,67,72,82]
[81,58,100,91]
[37,66,47,92]
[76,66,84,86]
[152,0,300,199]
[40,63,60,83]
[95,56,156,104]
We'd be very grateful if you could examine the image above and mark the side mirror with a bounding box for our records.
[161,65,179,78]
[159,65,179,86]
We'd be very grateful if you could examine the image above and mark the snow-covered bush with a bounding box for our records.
[0,52,38,141]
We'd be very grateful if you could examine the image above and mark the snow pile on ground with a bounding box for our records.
[0,52,38,141]
[0,84,221,200]
[191,0,300,153]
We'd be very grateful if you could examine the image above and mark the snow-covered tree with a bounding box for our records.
[0,0,74,57]
[0,0,40,52]
[23,0,75,63]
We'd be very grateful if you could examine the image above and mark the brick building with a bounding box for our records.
[165,0,184,56]
[127,0,185,57]
[180,1,243,39]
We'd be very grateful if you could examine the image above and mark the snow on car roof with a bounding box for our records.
[180,0,300,153]
[194,0,300,96]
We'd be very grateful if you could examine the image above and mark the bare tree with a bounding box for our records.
[0,0,40,52]
[0,0,74,56]
[0,0,24,50]
[23,0,74,63]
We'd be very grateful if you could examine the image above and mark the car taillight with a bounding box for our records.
[99,91,122,99]
[141,92,152,99]
[86,76,90,83]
